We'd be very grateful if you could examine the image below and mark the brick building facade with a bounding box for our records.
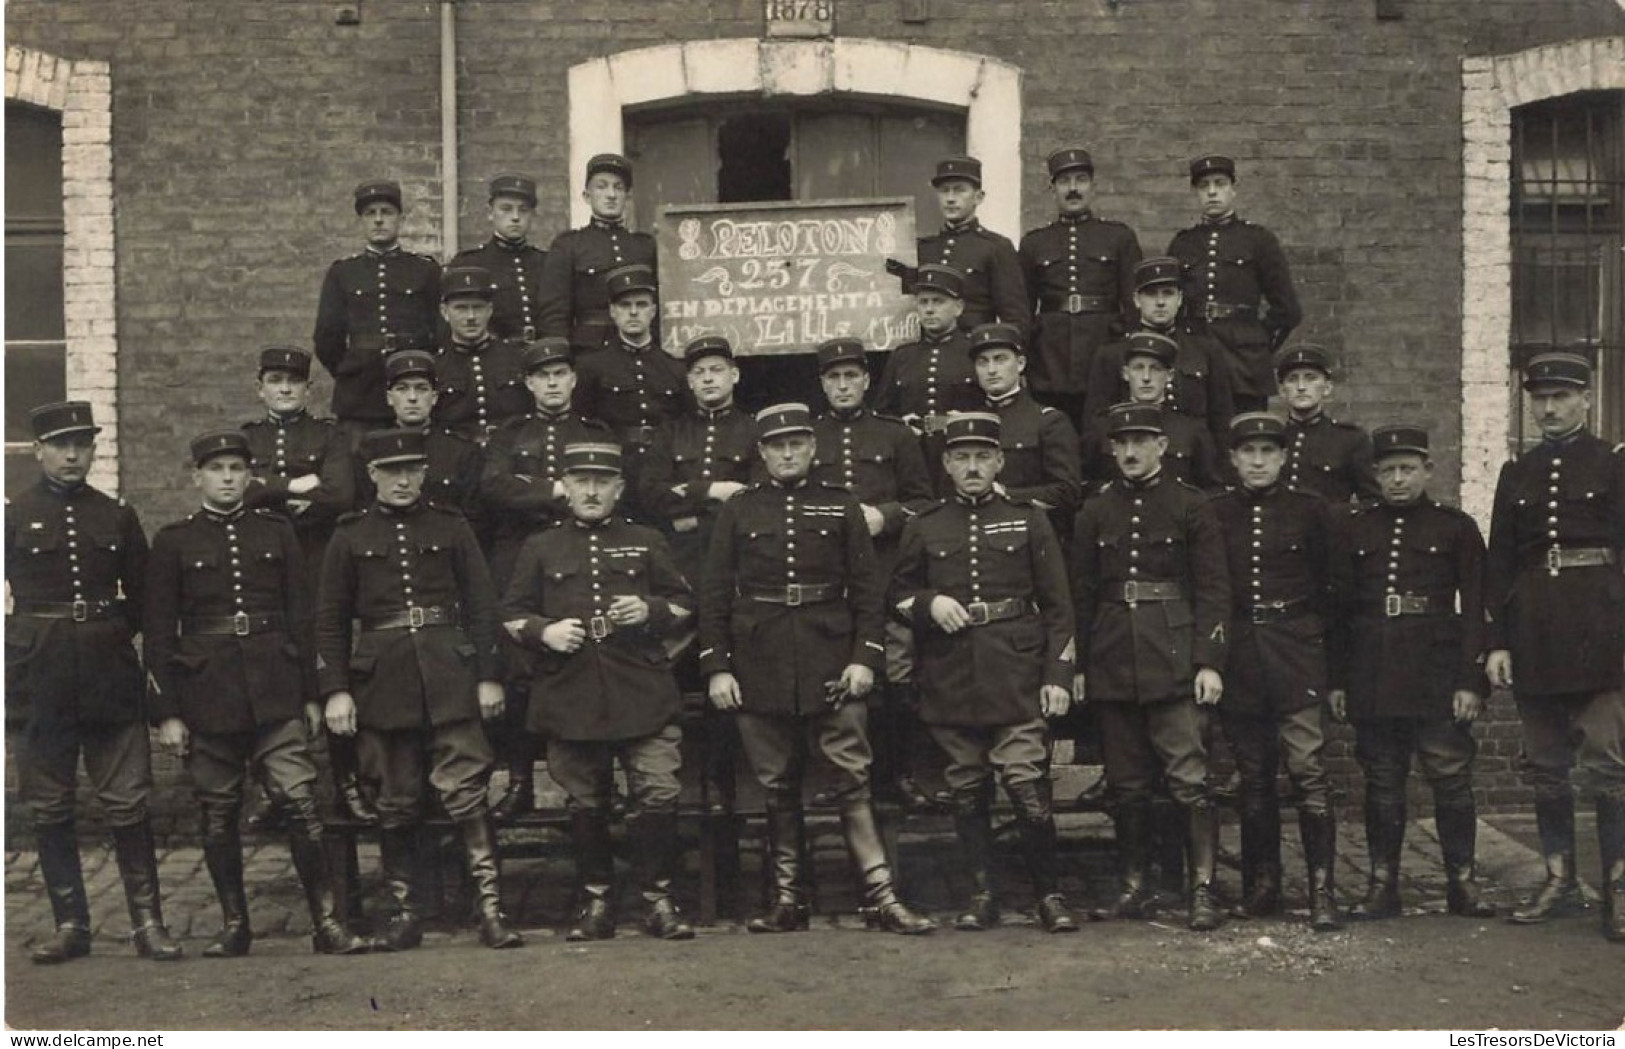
[6,0,1625,828]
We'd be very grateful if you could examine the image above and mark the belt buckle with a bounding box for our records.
[1066,293,1083,315]
[1203,302,1221,321]
[784,584,804,608]
[522,325,537,342]
[382,332,397,352]
[1250,605,1269,624]
[408,606,426,629]
[589,615,611,640]
[966,601,989,626]
[1123,581,1139,606]
[233,611,251,637]
[71,599,89,623]
[1546,547,1562,573]
[1384,594,1402,618]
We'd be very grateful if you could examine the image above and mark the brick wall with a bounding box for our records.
[5,0,1623,835]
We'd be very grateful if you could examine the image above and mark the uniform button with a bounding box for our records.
[1128,566,1139,576]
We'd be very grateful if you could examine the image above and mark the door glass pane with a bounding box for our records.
[717,112,791,203]
[7,448,44,499]
[5,342,69,440]
[793,110,875,200]
[5,239,66,341]
[5,102,64,224]
[627,116,714,231]
[877,110,965,233]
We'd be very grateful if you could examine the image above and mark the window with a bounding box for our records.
[1510,91,1625,446]
[5,101,67,495]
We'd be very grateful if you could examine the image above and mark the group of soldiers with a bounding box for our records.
[8,145,1623,966]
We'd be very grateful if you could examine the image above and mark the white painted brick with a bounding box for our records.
[609,43,685,108]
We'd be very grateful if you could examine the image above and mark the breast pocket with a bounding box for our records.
[12,527,61,558]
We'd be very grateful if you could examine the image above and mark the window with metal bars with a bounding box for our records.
[1510,90,1625,449]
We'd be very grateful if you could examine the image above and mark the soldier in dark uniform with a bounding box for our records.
[1330,425,1495,921]
[1209,413,1343,930]
[1485,353,1625,941]
[891,412,1080,933]
[356,349,484,522]
[1018,147,1143,430]
[433,265,531,443]
[479,337,615,820]
[891,157,1028,332]
[313,179,441,443]
[449,174,547,341]
[501,442,697,942]
[241,346,371,825]
[970,322,1082,533]
[7,401,182,963]
[1276,344,1378,506]
[1071,403,1230,931]
[145,431,369,957]
[1082,256,1236,449]
[810,337,936,809]
[1167,155,1302,413]
[317,428,523,951]
[1081,332,1223,491]
[700,403,935,935]
[538,153,657,355]
[574,263,690,522]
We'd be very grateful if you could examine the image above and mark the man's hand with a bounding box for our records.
[608,595,649,628]
[478,680,505,721]
[1071,672,1087,705]
[839,663,875,700]
[861,504,886,537]
[708,481,747,503]
[1194,667,1223,706]
[287,474,320,495]
[303,702,323,738]
[1040,684,1071,719]
[542,618,586,653]
[285,498,312,516]
[1327,689,1348,724]
[1486,649,1513,689]
[929,594,973,634]
[156,717,188,755]
[1452,689,1485,723]
[708,672,742,711]
[673,516,700,533]
[325,691,358,736]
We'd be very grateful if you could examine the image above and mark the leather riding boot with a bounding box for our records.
[1595,794,1625,942]
[1152,796,1188,895]
[1007,780,1076,933]
[1434,802,1495,918]
[1349,801,1405,920]
[629,812,694,940]
[1510,794,1585,923]
[566,808,617,941]
[840,801,936,935]
[31,821,91,965]
[111,821,183,961]
[748,805,809,933]
[201,830,253,957]
[1298,808,1344,931]
[951,795,999,931]
[490,764,536,825]
[1099,801,1154,919]
[1230,796,1282,919]
[286,818,370,954]
[458,814,523,948]
[376,826,423,951]
[1185,801,1224,932]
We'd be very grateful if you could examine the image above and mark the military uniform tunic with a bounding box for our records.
[537,219,658,352]
[479,409,616,585]
[1081,324,1237,447]
[313,247,442,423]
[873,328,981,424]
[449,236,548,340]
[1082,405,1223,492]
[916,220,1030,331]
[1333,497,1488,721]
[573,338,690,447]
[810,409,934,571]
[637,405,761,579]
[241,411,357,580]
[1018,213,1142,399]
[698,480,886,716]
[144,508,315,735]
[433,336,532,443]
[890,493,1074,727]
[502,518,693,741]
[983,388,1083,519]
[356,426,483,527]
[1281,412,1378,506]
[1166,216,1301,404]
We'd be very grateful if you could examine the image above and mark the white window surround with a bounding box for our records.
[566,39,1023,239]
[5,45,119,494]
[1459,36,1625,528]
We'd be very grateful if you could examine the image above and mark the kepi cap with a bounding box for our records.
[353,178,402,214]
[384,349,438,386]
[586,153,633,187]
[931,156,982,188]
[1122,332,1178,368]
[562,442,622,475]
[1522,351,1591,390]
[190,429,252,466]
[1228,412,1286,448]
[1371,424,1430,460]
[360,428,429,467]
[1274,343,1333,379]
[756,403,815,441]
[605,263,658,302]
[912,264,963,299]
[441,266,495,302]
[1134,256,1182,291]
[1046,147,1094,179]
[30,401,101,442]
[968,322,1024,358]
[522,337,573,373]
[258,346,312,379]
[815,337,867,374]
[1106,402,1165,437]
[488,173,537,206]
[1189,155,1237,183]
[943,412,1001,448]
[682,335,734,368]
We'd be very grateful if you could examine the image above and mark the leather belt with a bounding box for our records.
[349,333,400,353]
[1201,301,1257,321]
[15,599,121,622]
[1040,293,1113,315]
[964,598,1036,625]
[624,425,657,448]
[1379,594,1439,618]
[181,612,286,637]
[1108,581,1184,605]
[741,583,843,607]
[1528,546,1616,573]
[361,605,459,630]
[1240,597,1310,624]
